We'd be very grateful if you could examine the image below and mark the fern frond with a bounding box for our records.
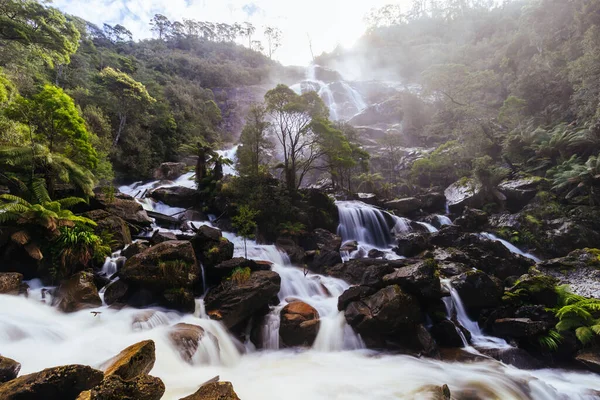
[57,197,86,209]
[31,179,50,204]
[575,326,595,345]
[0,194,31,206]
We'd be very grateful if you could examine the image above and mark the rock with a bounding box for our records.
[450,271,503,315]
[0,356,20,383]
[131,311,170,331]
[120,241,199,293]
[344,285,422,342]
[280,301,320,347]
[385,197,422,215]
[150,186,199,208]
[302,229,342,272]
[121,241,150,259]
[505,275,559,307]
[83,210,131,252]
[0,272,23,295]
[78,374,164,400]
[103,280,129,306]
[492,318,547,339]
[542,218,600,258]
[355,192,380,206]
[349,97,403,126]
[0,364,103,400]
[431,320,465,348]
[180,381,240,400]
[162,288,196,313]
[168,323,207,363]
[149,230,178,245]
[429,225,463,248]
[190,225,234,269]
[102,340,156,380]
[181,209,207,222]
[382,260,441,301]
[444,179,485,213]
[393,233,431,257]
[154,162,186,180]
[53,271,102,313]
[275,238,305,264]
[368,249,385,259]
[337,286,376,311]
[575,349,600,374]
[204,270,281,329]
[412,384,452,400]
[417,192,447,212]
[211,258,269,282]
[301,188,339,233]
[453,207,488,231]
[325,259,411,285]
[91,188,152,231]
[340,241,358,254]
[360,264,397,287]
[479,347,544,370]
[538,249,600,298]
[498,177,543,212]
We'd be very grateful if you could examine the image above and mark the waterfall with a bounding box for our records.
[336,201,394,248]
[339,81,367,112]
[480,232,541,263]
[417,222,438,233]
[441,280,510,350]
[437,215,453,226]
[100,251,121,277]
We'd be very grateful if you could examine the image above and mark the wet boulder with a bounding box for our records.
[275,238,305,265]
[121,240,150,259]
[168,323,208,363]
[325,259,408,285]
[492,318,548,339]
[149,230,178,245]
[498,177,543,212]
[344,285,422,344]
[0,272,23,295]
[453,207,488,231]
[450,271,503,315]
[211,258,269,282]
[393,232,431,257]
[53,271,102,313]
[180,381,241,400]
[91,189,152,231]
[77,374,164,400]
[385,197,422,215]
[444,179,485,213]
[190,225,234,269]
[83,210,131,252]
[154,162,186,180]
[337,286,376,311]
[102,340,156,380]
[537,249,600,298]
[162,288,196,313]
[301,229,342,273]
[541,218,600,258]
[0,356,20,383]
[431,320,465,348]
[505,275,559,307]
[479,347,544,370]
[103,280,128,306]
[204,270,281,329]
[150,186,199,209]
[0,364,103,400]
[382,260,441,301]
[575,349,600,374]
[279,301,320,347]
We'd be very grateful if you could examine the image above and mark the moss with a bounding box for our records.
[208,246,220,255]
[524,214,542,226]
[583,248,600,267]
[158,260,191,285]
[228,267,251,285]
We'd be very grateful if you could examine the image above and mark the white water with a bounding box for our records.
[417,221,438,233]
[437,215,453,226]
[480,232,541,263]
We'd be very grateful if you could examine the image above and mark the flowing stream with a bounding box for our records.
[0,176,598,399]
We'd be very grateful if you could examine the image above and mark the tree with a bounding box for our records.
[231,205,259,258]
[243,22,256,48]
[264,84,328,191]
[98,67,155,146]
[378,133,404,183]
[0,0,80,65]
[237,104,272,176]
[264,26,282,59]
[150,14,171,40]
[103,24,132,43]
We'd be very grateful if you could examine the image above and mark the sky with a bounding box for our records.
[53,0,407,66]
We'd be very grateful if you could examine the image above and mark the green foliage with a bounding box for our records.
[550,154,600,204]
[277,221,306,237]
[554,285,600,346]
[51,225,110,279]
[410,141,469,187]
[538,329,562,352]
[232,205,259,239]
[158,260,191,285]
[228,267,251,285]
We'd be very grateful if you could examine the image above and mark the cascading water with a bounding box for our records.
[417,222,438,233]
[437,215,453,226]
[480,232,541,262]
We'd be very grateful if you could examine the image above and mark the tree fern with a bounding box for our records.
[554,285,600,345]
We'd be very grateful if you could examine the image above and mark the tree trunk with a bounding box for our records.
[113,114,127,146]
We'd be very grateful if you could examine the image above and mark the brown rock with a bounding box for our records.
[102,340,156,380]
[180,381,240,400]
[168,323,207,363]
[575,349,600,374]
[53,271,102,313]
[77,374,165,400]
[280,301,320,347]
[0,364,103,400]
[0,273,23,295]
[0,356,21,383]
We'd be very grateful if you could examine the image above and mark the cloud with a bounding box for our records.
[54,0,406,66]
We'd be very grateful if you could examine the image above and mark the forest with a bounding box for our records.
[1,0,600,399]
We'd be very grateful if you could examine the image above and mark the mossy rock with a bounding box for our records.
[504,274,559,307]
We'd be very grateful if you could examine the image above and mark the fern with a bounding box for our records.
[538,329,562,352]
[554,285,600,345]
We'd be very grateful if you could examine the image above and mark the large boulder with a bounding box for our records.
[154,162,186,180]
[450,271,503,315]
[541,218,600,258]
[77,374,164,400]
[0,365,103,400]
[211,258,269,282]
[91,189,152,231]
[103,280,129,306]
[150,186,199,209]
[0,272,23,295]
[394,233,431,257]
[0,356,20,383]
[190,225,234,269]
[102,340,156,380]
[498,177,543,212]
[149,230,178,245]
[382,260,441,301]
[275,238,305,265]
[324,259,409,285]
[302,229,342,273]
[538,249,600,298]
[453,208,488,231]
[385,197,422,215]
[204,270,281,329]
[492,318,548,339]
[349,97,403,126]
[444,179,485,213]
[180,381,240,400]
[279,301,320,347]
[83,210,131,252]
[575,349,600,374]
[344,285,422,345]
[53,271,102,313]
[121,241,150,259]
[168,323,209,364]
